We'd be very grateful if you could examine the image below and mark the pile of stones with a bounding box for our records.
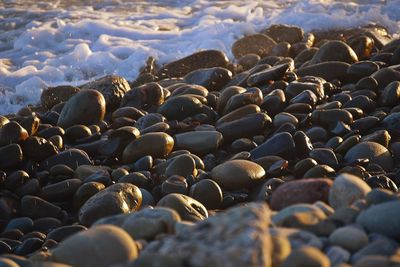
[1,24,400,267]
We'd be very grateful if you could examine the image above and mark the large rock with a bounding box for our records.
[51,225,137,267]
[210,159,265,191]
[143,202,272,267]
[356,200,400,240]
[80,75,131,111]
[78,183,142,226]
[157,50,229,78]
[329,173,371,209]
[57,89,106,129]
[344,141,394,171]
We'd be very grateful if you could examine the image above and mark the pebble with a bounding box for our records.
[174,130,223,155]
[356,201,400,240]
[329,226,369,252]
[80,75,131,111]
[57,89,106,129]
[281,246,330,267]
[120,207,181,240]
[157,193,208,222]
[270,179,332,210]
[232,33,276,58]
[40,85,80,109]
[250,132,296,160]
[122,132,174,163]
[189,179,223,210]
[156,50,228,78]
[0,121,29,146]
[210,159,265,191]
[329,173,372,209]
[50,225,138,267]
[310,40,358,64]
[78,183,142,226]
[344,141,394,171]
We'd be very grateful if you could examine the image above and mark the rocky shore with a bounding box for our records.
[1,24,400,267]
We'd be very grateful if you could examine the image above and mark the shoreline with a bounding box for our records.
[1,23,400,266]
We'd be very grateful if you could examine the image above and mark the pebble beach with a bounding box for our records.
[2,1,400,267]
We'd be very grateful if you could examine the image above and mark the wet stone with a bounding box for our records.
[183,67,232,91]
[57,89,106,129]
[0,121,29,146]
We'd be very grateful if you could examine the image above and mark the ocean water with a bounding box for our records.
[0,0,400,114]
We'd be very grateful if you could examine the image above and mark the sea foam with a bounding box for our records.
[0,0,399,114]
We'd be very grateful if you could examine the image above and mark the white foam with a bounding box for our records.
[0,0,399,114]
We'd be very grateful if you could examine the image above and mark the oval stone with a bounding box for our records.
[78,183,142,226]
[344,141,394,171]
[57,89,106,129]
[210,159,265,191]
[51,225,138,267]
[356,200,400,240]
[174,131,223,156]
[329,173,371,209]
[122,132,174,163]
